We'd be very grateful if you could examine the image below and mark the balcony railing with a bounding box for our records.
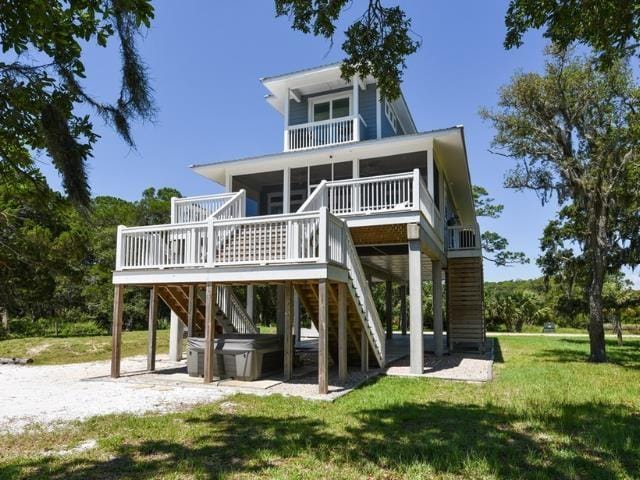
[299,169,444,243]
[284,115,367,151]
[116,208,346,270]
[447,224,480,251]
[171,192,239,223]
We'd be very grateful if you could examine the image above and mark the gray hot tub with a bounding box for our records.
[187,334,283,381]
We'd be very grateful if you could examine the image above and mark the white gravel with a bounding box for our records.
[0,354,228,434]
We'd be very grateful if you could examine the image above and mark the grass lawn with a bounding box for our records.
[0,330,170,365]
[1,335,639,479]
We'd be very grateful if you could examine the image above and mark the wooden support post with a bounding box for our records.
[385,279,393,339]
[203,282,216,384]
[187,285,197,337]
[276,285,285,337]
[318,279,329,394]
[169,311,184,361]
[409,239,424,374]
[338,283,348,383]
[246,285,254,321]
[400,285,407,335]
[432,260,443,357]
[361,329,369,372]
[147,286,158,372]
[284,282,293,380]
[111,285,124,378]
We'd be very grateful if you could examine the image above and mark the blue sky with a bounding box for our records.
[37,1,638,286]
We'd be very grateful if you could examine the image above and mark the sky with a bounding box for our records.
[37,0,639,286]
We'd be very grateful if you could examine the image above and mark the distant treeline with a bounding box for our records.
[484,277,640,332]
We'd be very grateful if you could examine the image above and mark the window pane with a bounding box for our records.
[313,101,330,121]
[332,97,350,118]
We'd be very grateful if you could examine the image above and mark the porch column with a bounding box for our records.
[147,286,158,372]
[169,311,184,361]
[276,285,285,336]
[284,282,294,380]
[318,279,329,394]
[385,279,393,339]
[409,239,424,374]
[246,285,254,321]
[400,285,407,335]
[187,285,197,338]
[338,283,348,383]
[283,167,291,214]
[110,285,124,378]
[432,260,444,357]
[203,282,217,384]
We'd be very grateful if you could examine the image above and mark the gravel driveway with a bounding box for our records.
[0,354,228,434]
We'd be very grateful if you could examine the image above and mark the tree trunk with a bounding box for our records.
[587,205,608,363]
[0,308,8,334]
[613,313,623,346]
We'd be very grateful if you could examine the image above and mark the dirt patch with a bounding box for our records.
[26,343,51,357]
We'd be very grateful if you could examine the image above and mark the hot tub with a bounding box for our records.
[187,334,283,381]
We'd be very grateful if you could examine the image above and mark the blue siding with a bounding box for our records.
[358,83,377,140]
[380,100,396,138]
[288,98,308,125]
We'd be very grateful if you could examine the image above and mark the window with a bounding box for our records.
[310,94,352,122]
[384,100,398,133]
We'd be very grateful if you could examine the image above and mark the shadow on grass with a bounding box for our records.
[3,400,638,480]
[535,337,640,369]
[493,337,504,363]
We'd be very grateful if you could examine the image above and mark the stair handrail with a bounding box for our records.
[342,224,386,365]
[297,180,328,213]
[216,285,257,334]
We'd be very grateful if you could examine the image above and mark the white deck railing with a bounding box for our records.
[326,171,415,215]
[284,115,367,151]
[117,209,342,270]
[447,224,480,250]
[298,169,445,243]
[171,192,237,223]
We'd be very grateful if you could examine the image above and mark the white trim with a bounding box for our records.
[384,100,399,134]
[308,91,353,122]
[375,88,381,139]
[283,167,291,214]
[112,263,349,285]
[289,89,301,103]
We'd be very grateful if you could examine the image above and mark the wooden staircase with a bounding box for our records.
[158,285,255,336]
[294,281,368,366]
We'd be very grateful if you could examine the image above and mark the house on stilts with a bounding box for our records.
[110,63,484,394]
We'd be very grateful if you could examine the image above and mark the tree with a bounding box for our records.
[0,0,155,205]
[274,0,420,100]
[473,185,528,266]
[481,48,640,362]
[504,0,640,66]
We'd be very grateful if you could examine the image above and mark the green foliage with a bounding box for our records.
[0,0,155,205]
[473,185,529,267]
[0,172,178,337]
[504,0,640,66]
[482,48,640,361]
[274,0,420,100]
[485,275,640,332]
